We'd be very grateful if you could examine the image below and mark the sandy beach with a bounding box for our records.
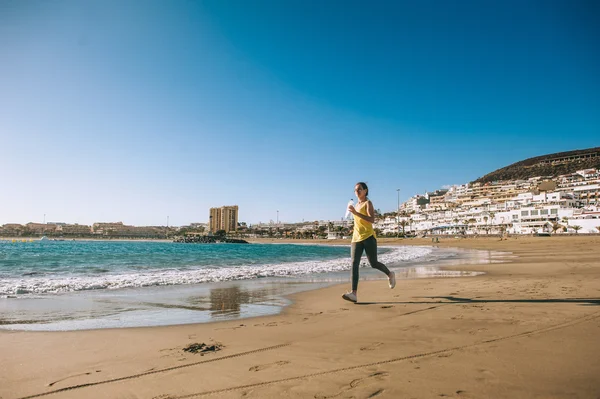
[1,236,599,399]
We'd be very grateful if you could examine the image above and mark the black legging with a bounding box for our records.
[350,235,390,291]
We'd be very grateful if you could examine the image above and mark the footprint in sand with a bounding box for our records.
[475,368,498,384]
[438,391,473,398]
[215,324,246,331]
[160,346,183,358]
[254,321,292,327]
[455,390,475,397]
[469,328,488,335]
[248,360,290,372]
[360,342,383,351]
[304,312,324,316]
[314,371,389,399]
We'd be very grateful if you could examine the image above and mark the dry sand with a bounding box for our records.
[1,236,599,399]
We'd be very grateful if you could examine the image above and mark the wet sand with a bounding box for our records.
[1,235,599,399]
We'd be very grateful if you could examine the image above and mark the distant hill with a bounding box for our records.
[472,147,600,184]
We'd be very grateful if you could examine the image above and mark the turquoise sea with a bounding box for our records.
[0,240,493,330]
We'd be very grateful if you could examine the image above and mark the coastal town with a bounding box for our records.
[1,165,599,240]
[379,166,599,236]
[261,165,600,239]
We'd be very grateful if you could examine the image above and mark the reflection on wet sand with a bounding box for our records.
[188,285,277,318]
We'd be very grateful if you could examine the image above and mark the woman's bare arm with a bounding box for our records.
[350,201,375,224]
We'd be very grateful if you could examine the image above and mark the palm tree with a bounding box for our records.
[318,225,327,238]
[488,211,496,233]
[551,222,563,234]
[498,225,506,238]
[466,218,477,234]
[571,225,582,234]
[561,217,574,233]
[399,220,409,236]
[452,218,460,234]
[462,219,471,234]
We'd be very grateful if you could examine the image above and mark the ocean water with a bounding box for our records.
[0,240,496,330]
[0,240,433,296]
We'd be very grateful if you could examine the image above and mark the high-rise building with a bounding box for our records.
[209,205,239,233]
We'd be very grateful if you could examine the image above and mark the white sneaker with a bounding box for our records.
[388,272,396,289]
[342,292,357,303]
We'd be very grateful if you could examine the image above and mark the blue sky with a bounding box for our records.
[0,0,598,226]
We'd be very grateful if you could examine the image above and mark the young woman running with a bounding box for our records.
[343,182,395,303]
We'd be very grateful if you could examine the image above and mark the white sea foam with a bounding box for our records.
[0,245,432,296]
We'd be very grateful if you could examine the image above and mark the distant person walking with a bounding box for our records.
[343,182,395,303]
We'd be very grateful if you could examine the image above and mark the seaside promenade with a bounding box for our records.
[1,236,599,399]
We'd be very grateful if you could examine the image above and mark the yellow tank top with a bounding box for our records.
[352,201,376,242]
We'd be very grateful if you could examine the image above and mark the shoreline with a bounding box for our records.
[0,244,494,331]
[1,236,599,399]
[0,236,173,242]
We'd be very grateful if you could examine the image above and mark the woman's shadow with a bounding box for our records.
[356,296,600,306]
